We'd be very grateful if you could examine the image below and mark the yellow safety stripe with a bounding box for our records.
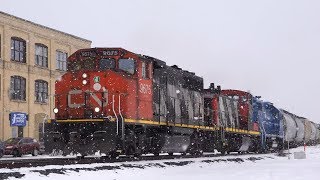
[124,118,221,131]
[56,119,104,123]
[225,127,260,135]
[124,118,165,125]
[49,118,260,135]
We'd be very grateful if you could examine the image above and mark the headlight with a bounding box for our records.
[53,108,59,114]
[82,73,88,78]
[82,80,87,85]
[95,107,100,112]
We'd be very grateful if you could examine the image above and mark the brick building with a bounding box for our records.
[0,11,91,141]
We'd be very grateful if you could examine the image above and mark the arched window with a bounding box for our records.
[35,80,48,103]
[35,43,48,67]
[11,37,26,63]
[10,76,26,101]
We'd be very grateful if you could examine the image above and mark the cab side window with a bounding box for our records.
[242,96,247,102]
[119,58,135,74]
[142,61,149,79]
[99,58,115,70]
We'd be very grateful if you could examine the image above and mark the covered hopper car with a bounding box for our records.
[280,110,319,146]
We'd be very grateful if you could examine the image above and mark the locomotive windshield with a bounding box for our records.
[68,58,96,71]
[68,61,82,71]
[99,58,115,70]
[83,58,96,70]
[68,57,135,74]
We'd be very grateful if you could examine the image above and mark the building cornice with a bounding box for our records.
[0,11,92,44]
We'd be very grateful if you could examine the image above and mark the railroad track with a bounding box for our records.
[0,152,268,169]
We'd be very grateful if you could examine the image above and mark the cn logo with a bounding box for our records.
[68,87,108,108]
[139,84,151,94]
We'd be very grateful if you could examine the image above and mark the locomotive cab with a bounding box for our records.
[54,48,153,120]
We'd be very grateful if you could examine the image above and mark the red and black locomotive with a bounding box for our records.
[44,47,269,157]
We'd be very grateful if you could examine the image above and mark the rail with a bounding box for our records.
[0,151,269,169]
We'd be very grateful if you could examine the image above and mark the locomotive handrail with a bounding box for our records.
[259,121,267,149]
[93,130,107,134]
[101,92,105,115]
[112,95,119,135]
[119,93,124,140]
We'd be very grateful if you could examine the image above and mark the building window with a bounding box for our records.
[11,37,26,63]
[56,50,67,71]
[35,43,48,68]
[10,76,26,101]
[0,74,1,100]
[35,80,48,103]
[0,34,2,59]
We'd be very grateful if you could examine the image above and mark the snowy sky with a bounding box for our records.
[1,0,319,123]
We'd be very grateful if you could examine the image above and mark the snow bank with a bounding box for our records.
[0,145,319,180]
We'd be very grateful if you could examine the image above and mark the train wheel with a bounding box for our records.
[61,147,71,156]
[62,151,68,156]
[190,151,201,156]
[220,149,226,155]
[109,151,119,159]
[76,155,85,159]
[126,145,136,157]
[134,152,141,158]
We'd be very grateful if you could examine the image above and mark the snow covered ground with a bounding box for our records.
[0,145,319,180]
